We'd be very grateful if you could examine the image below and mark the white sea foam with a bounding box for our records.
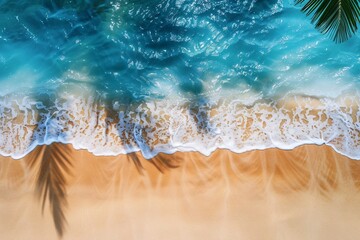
[0,93,359,160]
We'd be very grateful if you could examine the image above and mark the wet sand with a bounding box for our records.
[1,144,360,240]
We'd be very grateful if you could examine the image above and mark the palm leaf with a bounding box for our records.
[27,143,73,238]
[295,0,360,43]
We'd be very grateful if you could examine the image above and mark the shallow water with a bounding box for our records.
[0,0,360,158]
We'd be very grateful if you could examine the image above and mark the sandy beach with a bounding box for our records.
[1,144,360,240]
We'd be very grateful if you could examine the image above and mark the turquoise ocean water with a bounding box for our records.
[0,0,360,159]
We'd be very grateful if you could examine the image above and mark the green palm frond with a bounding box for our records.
[295,0,360,43]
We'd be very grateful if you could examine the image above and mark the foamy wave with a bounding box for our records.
[1,94,359,160]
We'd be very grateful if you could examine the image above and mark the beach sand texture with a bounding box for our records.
[1,144,360,240]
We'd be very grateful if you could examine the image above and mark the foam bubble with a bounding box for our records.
[0,93,359,160]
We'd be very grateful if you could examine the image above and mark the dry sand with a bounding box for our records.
[1,144,360,240]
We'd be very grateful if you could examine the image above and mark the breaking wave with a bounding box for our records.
[1,92,359,160]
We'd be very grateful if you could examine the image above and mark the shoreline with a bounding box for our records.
[4,140,360,161]
[2,143,360,194]
[1,93,360,160]
[1,143,360,239]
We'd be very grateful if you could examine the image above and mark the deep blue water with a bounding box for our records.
[1,0,359,101]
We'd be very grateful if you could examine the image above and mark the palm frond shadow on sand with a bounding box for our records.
[99,105,182,175]
[26,143,73,238]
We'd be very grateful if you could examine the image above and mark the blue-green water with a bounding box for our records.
[0,0,360,159]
